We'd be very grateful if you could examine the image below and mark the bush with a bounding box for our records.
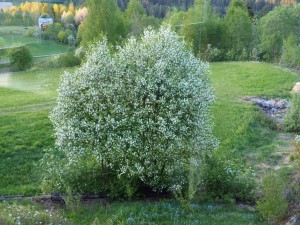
[57,52,80,67]
[38,52,81,69]
[57,31,65,43]
[225,48,249,61]
[280,35,300,68]
[284,93,300,132]
[41,148,143,200]
[23,28,35,37]
[202,152,255,202]
[200,45,223,62]
[47,26,218,198]
[257,172,288,224]
[9,46,33,71]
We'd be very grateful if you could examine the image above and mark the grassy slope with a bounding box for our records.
[0,68,69,195]
[0,61,298,224]
[66,62,299,224]
[210,62,298,158]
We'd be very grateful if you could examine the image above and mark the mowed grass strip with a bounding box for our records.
[210,62,299,157]
[0,68,72,195]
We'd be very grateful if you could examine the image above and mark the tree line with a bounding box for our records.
[79,0,300,68]
[2,0,300,67]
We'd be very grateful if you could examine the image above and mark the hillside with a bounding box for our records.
[1,61,298,223]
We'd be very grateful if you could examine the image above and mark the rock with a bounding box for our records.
[285,215,300,225]
[292,82,300,93]
[244,97,289,123]
[277,99,289,109]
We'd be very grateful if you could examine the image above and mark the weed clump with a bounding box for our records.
[284,93,300,132]
[257,172,288,224]
[202,152,256,202]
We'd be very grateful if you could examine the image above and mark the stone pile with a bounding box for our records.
[244,97,290,123]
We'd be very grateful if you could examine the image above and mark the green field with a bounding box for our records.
[0,61,298,224]
[0,68,72,195]
[0,26,69,56]
[211,62,297,151]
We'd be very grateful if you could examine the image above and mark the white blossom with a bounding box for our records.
[50,26,218,191]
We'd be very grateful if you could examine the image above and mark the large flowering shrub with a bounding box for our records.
[49,26,217,195]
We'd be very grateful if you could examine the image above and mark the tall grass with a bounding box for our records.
[65,200,266,225]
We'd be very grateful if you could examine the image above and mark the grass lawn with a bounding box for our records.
[0,26,69,56]
[210,62,298,158]
[0,68,71,195]
[0,61,298,224]
[63,201,265,225]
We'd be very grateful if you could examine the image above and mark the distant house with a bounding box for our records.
[38,17,53,32]
[0,2,13,11]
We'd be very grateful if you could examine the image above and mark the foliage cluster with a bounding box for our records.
[0,2,73,27]
[78,0,160,46]
[284,93,300,132]
[258,4,300,60]
[257,172,288,224]
[2,0,300,67]
[44,26,217,199]
[9,46,33,71]
[39,51,81,69]
[203,152,255,202]
[280,35,300,68]
[256,153,300,224]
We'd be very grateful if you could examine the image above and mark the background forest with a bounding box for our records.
[1,0,300,68]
